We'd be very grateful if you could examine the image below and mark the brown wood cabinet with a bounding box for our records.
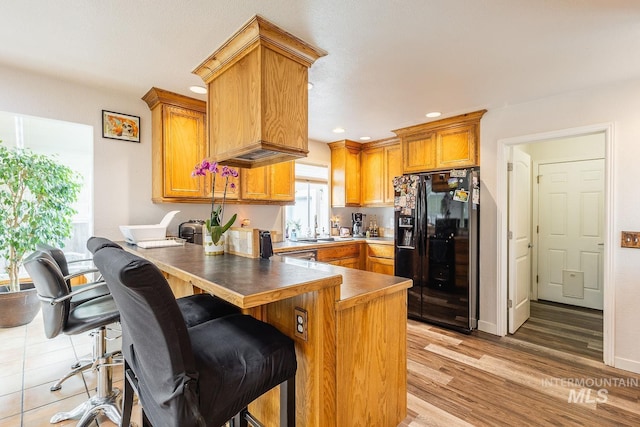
[329,140,362,207]
[193,16,326,168]
[393,110,486,173]
[317,243,363,270]
[366,243,395,275]
[143,88,210,203]
[240,161,295,203]
[361,138,402,207]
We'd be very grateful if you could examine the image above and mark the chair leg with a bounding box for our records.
[49,359,93,391]
[121,362,135,427]
[280,376,295,427]
[48,327,122,426]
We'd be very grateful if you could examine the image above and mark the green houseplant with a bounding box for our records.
[0,140,81,326]
[192,159,238,254]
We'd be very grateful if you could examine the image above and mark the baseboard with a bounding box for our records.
[614,356,640,375]
[477,320,498,335]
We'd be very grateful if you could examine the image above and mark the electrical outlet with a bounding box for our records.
[621,231,640,249]
[294,307,308,341]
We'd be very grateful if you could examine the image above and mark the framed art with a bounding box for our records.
[102,110,140,142]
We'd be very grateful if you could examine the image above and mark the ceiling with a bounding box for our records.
[3,0,640,143]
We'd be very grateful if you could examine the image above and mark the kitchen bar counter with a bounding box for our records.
[121,242,343,308]
[121,242,410,427]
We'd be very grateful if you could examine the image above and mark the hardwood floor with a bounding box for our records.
[401,318,640,426]
[3,307,638,426]
[510,300,603,361]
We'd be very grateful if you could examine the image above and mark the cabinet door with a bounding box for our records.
[270,161,295,201]
[361,147,384,206]
[436,124,477,168]
[402,133,436,174]
[239,162,294,202]
[345,148,361,205]
[330,144,361,207]
[240,167,270,200]
[384,144,402,204]
[163,105,207,198]
[366,257,395,275]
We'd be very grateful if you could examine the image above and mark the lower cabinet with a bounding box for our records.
[317,244,363,270]
[366,243,395,275]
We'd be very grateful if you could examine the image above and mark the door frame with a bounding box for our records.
[496,123,615,366]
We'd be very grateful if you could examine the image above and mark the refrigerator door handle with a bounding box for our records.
[415,178,422,256]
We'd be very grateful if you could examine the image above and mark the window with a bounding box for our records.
[0,111,93,280]
[285,164,329,238]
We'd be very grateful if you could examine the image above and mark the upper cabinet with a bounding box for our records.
[393,110,486,173]
[143,87,210,203]
[329,140,362,207]
[361,138,401,207]
[240,161,295,203]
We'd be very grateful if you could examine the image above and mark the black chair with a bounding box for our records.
[93,246,297,427]
[86,236,241,328]
[36,243,116,391]
[36,242,111,307]
[24,251,123,426]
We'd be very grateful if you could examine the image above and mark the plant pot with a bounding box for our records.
[0,283,41,328]
[203,231,225,256]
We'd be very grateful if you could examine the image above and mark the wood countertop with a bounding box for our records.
[121,242,343,309]
[274,256,411,310]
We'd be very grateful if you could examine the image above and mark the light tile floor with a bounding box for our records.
[0,311,140,427]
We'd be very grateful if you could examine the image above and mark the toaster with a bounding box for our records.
[178,220,205,244]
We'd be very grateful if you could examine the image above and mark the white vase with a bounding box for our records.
[203,229,225,256]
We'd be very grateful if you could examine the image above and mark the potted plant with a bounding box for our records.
[192,159,238,255]
[0,140,82,327]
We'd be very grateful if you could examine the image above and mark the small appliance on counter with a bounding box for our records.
[119,210,180,244]
[178,220,205,244]
[259,230,274,259]
[352,212,366,237]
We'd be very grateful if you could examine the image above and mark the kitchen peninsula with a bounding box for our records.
[122,242,411,426]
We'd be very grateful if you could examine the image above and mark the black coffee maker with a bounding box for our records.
[352,212,366,237]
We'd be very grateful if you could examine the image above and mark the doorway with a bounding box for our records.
[498,124,614,366]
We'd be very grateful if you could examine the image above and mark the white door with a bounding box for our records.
[508,148,532,333]
[537,159,604,310]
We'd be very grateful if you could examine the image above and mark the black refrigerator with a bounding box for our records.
[394,168,479,333]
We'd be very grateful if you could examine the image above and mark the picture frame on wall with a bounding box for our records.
[102,110,140,142]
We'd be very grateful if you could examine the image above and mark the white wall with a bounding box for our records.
[479,78,640,372]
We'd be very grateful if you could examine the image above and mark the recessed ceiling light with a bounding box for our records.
[333,127,345,133]
[189,85,207,94]
[425,111,441,118]
[307,82,314,90]
[359,136,371,141]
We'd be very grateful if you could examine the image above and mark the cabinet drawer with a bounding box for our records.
[367,243,394,259]
[328,257,361,269]
[317,244,360,261]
